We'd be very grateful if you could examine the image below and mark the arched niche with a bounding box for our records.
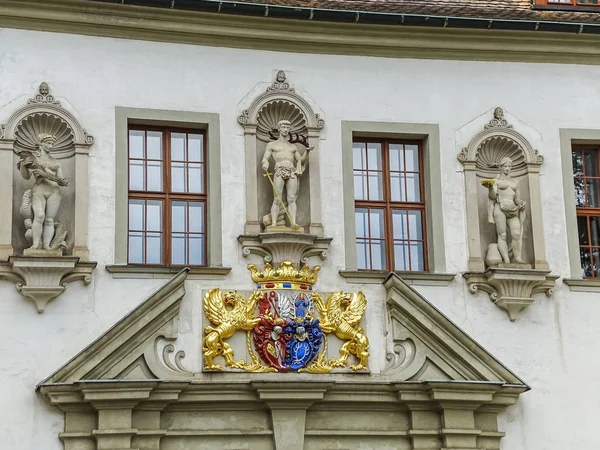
[458,108,555,321]
[238,71,325,236]
[0,82,94,259]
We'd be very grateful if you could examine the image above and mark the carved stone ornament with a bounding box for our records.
[238,232,331,265]
[458,107,556,321]
[0,257,96,312]
[0,82,96,312]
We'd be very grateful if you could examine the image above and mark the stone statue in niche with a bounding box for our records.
[18,134,70,255]
[481,156,526,266]
[261,119,312,231]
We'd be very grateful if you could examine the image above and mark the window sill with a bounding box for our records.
[563,278,600,292]
[105,265,231,279]
[339,270,456,286]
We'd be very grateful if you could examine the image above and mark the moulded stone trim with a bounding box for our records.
[5,0,600,65]
[383,273,529,385]
[238,233,331,265]
[0,257,96,313]
[463,267,558,321]
[105,264,231,279]
[339,270,456,286]
[563,278,600,292]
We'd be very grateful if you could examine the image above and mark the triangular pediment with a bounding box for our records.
[382,273,527,387]
[39,269,190,386]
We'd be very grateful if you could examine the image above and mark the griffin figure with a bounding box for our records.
[202,289,261,370]
[313,291,370,370]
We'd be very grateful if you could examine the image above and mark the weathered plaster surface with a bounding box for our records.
[0,27,597,449]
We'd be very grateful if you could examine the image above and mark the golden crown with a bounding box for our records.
[40,134,57,143]
[248,261,320,287]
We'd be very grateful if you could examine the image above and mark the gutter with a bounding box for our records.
[90,0,600,34]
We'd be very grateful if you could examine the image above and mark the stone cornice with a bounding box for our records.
[3,0,600,65]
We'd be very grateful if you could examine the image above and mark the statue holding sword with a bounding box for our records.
[261,120,312,231]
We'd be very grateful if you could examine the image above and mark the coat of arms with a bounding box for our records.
[202,261,370,373]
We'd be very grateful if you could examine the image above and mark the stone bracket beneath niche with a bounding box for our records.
[238,233,331,265]
[463,267,558,321]
[0,257,96,313]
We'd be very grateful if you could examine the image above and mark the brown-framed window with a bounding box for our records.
[573,146,600,278]
[535,0,599,6]
[353,138,427,272]
[128,126,207,266]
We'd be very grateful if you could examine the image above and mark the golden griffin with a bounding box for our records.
[312,291,370,371]
[202,289,261,370]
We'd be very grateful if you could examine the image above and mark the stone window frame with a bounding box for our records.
[106,107,229,279]
[339,121,454,285]
[560,128,600,292]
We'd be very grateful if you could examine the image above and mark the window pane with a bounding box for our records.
[188,163,204,193]
[394,242,409,271]
[355,209,368,238]
[172,201,187,233]
[356,239,369,269]
[129,199,145,231]
[392,210,408,240]
[594,249,600,278]
[354,172,367,200]
[146,232,162,264]
[367,143,381,170]
[370,240,386,270]
[410,241,425,271]
[581,248,592,278]
[572,151,583,177]
[147,131,162,160]
[591,216,600,246]
[390,173,405,202]
[146,201,162,232]
[369,209,385,239]
[586,179,600,207]
[405,145,419,171]
[171,162,187,192]
[353,143,366,170]
[574,177,585,207]
[172,233,187,265]
[389,144,404,172]
[188,134,204,162]
[368,173,383,200]
[147,161,162,191]
[128,231,144,264]
[408,210,423,240]
[129,130,144,159]
[189,202,205,233]
[189,235,205,265]
[405,173,421,202]
[171,133,186,161]
[578,216,589,245]
[129,160,145,191]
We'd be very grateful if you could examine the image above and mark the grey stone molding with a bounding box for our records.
[340,270,456,286]
[114,108,223,267]
[38,270,528,449]
[383,273,528,383]
[559,128,600,283]
[463,268,558,322]
[105,264,231,279]
[238,232,331,265]
[563,278,600,293]
[341,121,447,274]
[6,0,600,65]
[0,257,96,313]
[0,81,95,261]
[458,107,555,320]
[238,70,325,236]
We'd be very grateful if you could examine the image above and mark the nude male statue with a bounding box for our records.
[261,120,311,229]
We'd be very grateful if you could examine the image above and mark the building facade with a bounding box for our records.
[1,0,600,449]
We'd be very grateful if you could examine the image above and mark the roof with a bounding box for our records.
[230,0,600,24]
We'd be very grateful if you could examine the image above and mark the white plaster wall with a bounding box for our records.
[0,27,598,449]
